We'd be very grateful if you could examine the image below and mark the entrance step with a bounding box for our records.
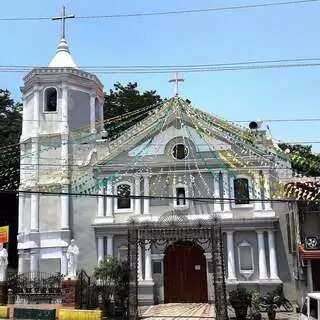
[140,303,214,319]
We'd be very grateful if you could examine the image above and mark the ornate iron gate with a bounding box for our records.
[127,216,228,320]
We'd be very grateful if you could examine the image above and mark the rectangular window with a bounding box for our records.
[310,298,318,319]
[234,178,250,205]
[176,187,186,206]
[117,184,131,209]
[153,262,162,274]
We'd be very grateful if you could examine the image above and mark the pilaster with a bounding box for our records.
[143,174,150,215]
[257,231,268,280]
[135,175,141,215]
[268,230,279,280]
[106,235,113,257]
[226,231,236,281]
[213,173,221,212]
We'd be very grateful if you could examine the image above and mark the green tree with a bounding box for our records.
[0,89,22,268]
[94,256,129,316]
[0,89,22,190]
[279,143,320,177]
[104,82,163,138]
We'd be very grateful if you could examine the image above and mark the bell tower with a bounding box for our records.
[18,7,104,274]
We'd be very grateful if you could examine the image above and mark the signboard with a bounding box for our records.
[0,226,9,244]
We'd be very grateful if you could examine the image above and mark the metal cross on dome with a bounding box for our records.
[169,72,184,96]
[52,6,75,39]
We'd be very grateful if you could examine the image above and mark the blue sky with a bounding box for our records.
[1,0,320,152]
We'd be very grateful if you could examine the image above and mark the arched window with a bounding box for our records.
[234,178,250,205]
[44,87,57,112]
[116,184,131,209]
[238,240,254,278]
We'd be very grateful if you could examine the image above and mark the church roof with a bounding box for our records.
[48,38,77,68]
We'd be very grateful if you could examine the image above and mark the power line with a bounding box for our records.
[0,0,319,22]
[0,189,318,203]
[2,61,320,74]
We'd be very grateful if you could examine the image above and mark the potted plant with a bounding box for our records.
[229,287,252,320]
[260,291,281,320]
[249,290,262,320]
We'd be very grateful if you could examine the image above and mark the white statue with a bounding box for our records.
[66,239,79,279]
[0,244,8,282]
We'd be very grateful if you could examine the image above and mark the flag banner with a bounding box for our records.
[0,226,9,244]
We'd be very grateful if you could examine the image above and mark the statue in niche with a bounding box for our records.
[66,239,79,279]
[0,244,8,282]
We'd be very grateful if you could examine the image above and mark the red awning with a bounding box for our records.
[298,244,320,260]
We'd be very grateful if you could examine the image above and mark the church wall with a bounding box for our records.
[39,195,60,231]
[38,136,62,184]
[68,90,90,131]
[71,196,97,273]
[273,201,297,302]
[22,94,34,138]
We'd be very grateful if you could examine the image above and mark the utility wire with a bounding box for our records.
[0,0,319,21]
[0,189,318,203]
[2,61,320,74]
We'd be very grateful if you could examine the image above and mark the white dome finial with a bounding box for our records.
[49,6,77,68]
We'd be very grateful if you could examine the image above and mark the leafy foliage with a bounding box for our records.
[103,82,162,139]
[93,256,129,314]
[0,89,22,190]
[279,143,320,177]
[229,287,252,320]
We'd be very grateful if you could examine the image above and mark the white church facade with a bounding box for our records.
[17,33,297,304]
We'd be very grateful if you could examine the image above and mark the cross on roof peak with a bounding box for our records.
[52,6,75,40]
[169,72,184,97]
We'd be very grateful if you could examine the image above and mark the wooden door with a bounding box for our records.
[164,241,208,303]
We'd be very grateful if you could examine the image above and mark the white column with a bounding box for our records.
[97,236,104,263]
[106,235,113,257]
[30,250,38,278]
[226,231,236,280]
[32,87,40,135]
[254,174,263,211]
[214,173,221,212]
[222,172,230,212]
[106,182,113,217]
[30,193,39,232]
[61,187,69,229]
[18,252,24,275]
[229,176,235,206]
[268,230,279,279]
[61,249,68,276]
[18,193,24,233]
[307,260,313,292]
[61,85,69,133]
[263,171,272,210]
[135,175,141,215]
[145,241,153,281]
[143,175,150,215]
[138,245,143,281]
[257,231,268,279]
[98,187,105,217]
[90,93,96,134]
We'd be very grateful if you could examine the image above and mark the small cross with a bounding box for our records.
[52,6,75,39]
[169,72,184,96]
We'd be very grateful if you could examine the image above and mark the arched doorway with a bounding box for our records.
[164,241,208,303]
